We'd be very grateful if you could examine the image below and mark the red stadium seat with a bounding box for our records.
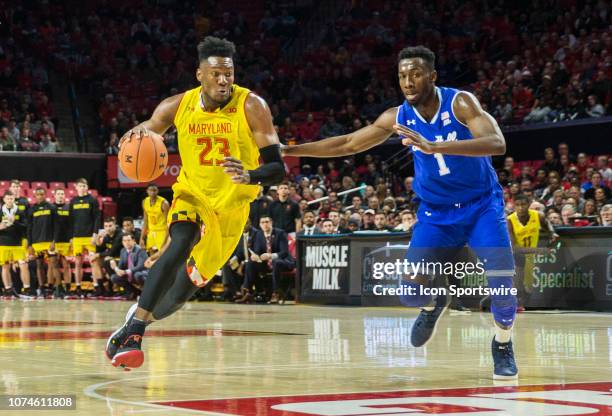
[49,182,65,190]
[31,181,48,190]
[66,189,76,198]
[20,182,30,190]
[0,180,9,188]
[88,189,99,197]
[66,182,77,190]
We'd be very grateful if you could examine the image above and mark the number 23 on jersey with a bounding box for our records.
[198,136,231,166]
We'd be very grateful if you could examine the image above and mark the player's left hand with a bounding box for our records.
[222,157,250,184]
[393,124,436,154]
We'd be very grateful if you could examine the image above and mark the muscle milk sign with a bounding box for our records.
[301,239,350,294]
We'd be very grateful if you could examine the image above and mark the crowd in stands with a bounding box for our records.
[1,141,610,302]
[247,145,611,242]
[0,34,62,151]
[3,0,608,153]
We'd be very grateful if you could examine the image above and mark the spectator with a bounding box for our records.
[394,210,416,232]
[226,219,260,301]
[541,147,561,174]
[270,183,301,237]
[600,204,612,226]
[547,210,562,226]
[237,215,294,304]
[585,95,605,118]
[362,209,376,230]
[40,136,60,152]
[297,210,318,236]
[106,133,120,155]
[319,111,344,138]
[122,217,142,243]
[298,113,320,142]
[596,155,612,183]
[320,218,336,234]
[561,204,577,226]
[109,234,148,300]
[0,127,16,151]
[373,211,391,232]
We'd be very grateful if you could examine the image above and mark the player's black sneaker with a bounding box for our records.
[75,286,85,299]
[20,287,36,299]
[111,334,144,370]
[410,291,448,347]
[91,285,104,298]
[53,284,65,299]
[492,337,518,379]
[105,303,138,361]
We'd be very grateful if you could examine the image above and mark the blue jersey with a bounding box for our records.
[396,86,499,206]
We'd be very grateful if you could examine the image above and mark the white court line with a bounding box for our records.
[20,353,612,381]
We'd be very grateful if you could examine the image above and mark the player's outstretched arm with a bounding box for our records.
[395,92,506,156]
[222,93,285,185]
[119,93,185,146]
[283,108,396,157]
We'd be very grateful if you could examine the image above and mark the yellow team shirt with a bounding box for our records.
[173,84,261,211]
[143,196,168,231]
[509,209,540,248]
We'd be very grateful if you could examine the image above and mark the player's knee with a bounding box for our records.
[489,276,517,327]
[398,275,432,307]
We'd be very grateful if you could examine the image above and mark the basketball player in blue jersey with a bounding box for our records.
[283,46,517,379]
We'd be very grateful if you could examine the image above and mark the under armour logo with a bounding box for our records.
[424,211,432,216]
[406,120,416,126]
[125,155,132,163]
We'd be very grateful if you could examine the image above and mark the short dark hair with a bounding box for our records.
[75,178,88,185]
[322,218,333,225]
[398,45,435,69]
[147,184,158,190]
[260,214,272,222]
[514,194,530,203]
[35,187,45,193]
[122,216,134,223]
[122,233,134,240]
[197,36,236,62]
[3,190,13,198]
[10,179,20,186]
[104,216,116,224]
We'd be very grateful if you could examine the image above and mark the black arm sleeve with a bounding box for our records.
[92,196,101,233]
[248,144,285,186]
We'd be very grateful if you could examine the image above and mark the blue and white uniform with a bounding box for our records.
[397,86,516,326]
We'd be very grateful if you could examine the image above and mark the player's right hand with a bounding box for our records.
[118,127,165,148]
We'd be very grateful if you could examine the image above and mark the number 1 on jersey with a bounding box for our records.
[433,136,450,176]
[434,153,450,176]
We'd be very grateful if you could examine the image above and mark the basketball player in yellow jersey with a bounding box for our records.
[140,184,169,253]
[106,36,285,370]
[507,194,558,306]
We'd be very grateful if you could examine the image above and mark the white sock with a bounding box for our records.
[494,325,512,343]
[422,306,435,312]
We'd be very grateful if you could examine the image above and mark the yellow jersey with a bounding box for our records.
[508,209,540,248]
[143,196,168,231]
[173,84,261,211]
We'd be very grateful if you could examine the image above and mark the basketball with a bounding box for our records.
[118,133,168,182]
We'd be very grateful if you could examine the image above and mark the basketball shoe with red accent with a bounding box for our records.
[105,303,138,361]
[111,334,144,370]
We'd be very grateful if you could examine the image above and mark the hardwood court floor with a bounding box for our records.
[1,300,611,415]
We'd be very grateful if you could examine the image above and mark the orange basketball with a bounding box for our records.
[118,133,168,182]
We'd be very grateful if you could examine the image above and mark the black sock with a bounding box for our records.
[128,318,147,337]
